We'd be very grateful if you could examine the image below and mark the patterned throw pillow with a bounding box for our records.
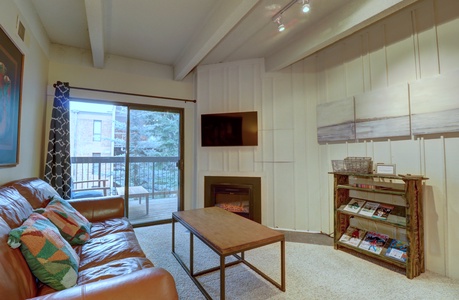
[35,197,91,245]
[8,213,79,290]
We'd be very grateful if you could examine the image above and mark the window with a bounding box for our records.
[93,120,102,141]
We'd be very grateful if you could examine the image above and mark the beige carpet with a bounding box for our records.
[134,223,459,300]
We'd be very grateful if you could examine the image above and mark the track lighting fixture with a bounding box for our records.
[272,0,311,32]
[301,0,310,13]
[274,16,285,32]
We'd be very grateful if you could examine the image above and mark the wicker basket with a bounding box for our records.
[332,157,373,174]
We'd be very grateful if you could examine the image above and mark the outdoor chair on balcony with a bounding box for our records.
[71,179,111,199]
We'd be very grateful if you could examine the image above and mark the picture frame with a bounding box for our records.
[0,26,23,167]
[375,164,396,175]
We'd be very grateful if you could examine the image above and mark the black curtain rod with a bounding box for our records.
[52,82,196,103]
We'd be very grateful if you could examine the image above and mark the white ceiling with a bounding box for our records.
[27,0,418,80]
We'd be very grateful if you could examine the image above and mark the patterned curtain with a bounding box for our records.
[44,81,72,199]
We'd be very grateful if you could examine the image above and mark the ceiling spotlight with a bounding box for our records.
[301,0,310,13]
[278,23,285,32]
[274,16,285,32]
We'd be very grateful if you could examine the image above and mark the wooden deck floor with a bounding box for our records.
[128,197,178,225]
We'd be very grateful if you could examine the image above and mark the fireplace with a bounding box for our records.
[204,176,261,223]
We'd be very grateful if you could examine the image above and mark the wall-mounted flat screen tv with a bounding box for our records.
[201,111,258,147]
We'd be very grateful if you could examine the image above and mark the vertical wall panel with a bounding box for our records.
[262,77,274,130]
[347,142,369,158]
[227,65,239,111]
[343,35,365,96]
[390,140,422,175]
[372,140,392,165]
[304,57,324,232]
[423,138,447,275]
[239,64,256,111]
[324,44,346,101]
[412,0,439,78]
[445,138,459,279]
[208,69,225,111]
[385,10,417,85]
[436,0,459,73]
[272,69,294,130]
[367,24,388,90]
[292,61,309,230]
[273,163,295,229]
[262,163,275,227]
[274,129,294,162]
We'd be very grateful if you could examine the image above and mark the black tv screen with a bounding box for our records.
[201,111,258,147]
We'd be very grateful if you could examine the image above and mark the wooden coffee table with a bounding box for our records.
[172,207,285,300]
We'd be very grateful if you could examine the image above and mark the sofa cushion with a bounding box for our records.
[77,257,154,285]
[8,178,59,209]
[8,213,80,291]
[77,231,146,271]
[90,217,133,238]
[0,187,34,229]
[35,197,91,245]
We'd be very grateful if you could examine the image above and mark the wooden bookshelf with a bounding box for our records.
[331,172,428,279]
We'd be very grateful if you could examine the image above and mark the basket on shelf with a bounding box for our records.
[332,157,373,174]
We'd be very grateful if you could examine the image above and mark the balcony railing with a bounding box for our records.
[70,156,179,198]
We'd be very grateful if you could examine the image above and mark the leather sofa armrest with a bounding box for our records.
[67,196,124,222]
[28,268,178,300]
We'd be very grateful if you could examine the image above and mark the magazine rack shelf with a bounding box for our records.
[331,172,428,279]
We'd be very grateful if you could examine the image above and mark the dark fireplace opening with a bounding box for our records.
[212,184,253,220]
[204,176,261,223]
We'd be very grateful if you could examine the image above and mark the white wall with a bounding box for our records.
[196,0,459,279]
[0,1,49,183]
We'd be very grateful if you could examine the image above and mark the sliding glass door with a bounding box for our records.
[69,100,183,226]
[125,107,182,225]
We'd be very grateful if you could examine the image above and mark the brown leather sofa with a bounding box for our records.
[0,178,178,300]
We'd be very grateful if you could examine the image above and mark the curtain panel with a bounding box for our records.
[44,81,72,199]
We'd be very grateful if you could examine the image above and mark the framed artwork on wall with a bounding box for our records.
[0,26,23,167]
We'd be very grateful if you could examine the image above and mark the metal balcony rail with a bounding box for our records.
[70,156,179,198]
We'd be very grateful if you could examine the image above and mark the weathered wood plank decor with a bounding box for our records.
[410,71,459,135]
[355,84,410,140]
[317,97,355,143]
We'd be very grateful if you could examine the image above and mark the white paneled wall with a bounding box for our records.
[196,0,459,279]
[315,0,459,279]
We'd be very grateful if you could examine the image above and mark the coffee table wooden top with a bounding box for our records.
[173,207,284,255]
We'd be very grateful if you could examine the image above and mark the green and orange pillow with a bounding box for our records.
[35,196,91,245]
[8,213,79,290]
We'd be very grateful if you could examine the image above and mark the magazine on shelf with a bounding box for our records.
[358,202,380,217]
[372,204,395,220]
[358,231,389,254]
[343,199,366,213]
[385,239,408,262]
[338,226,366,247]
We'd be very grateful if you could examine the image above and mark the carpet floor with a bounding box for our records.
[134,223,459,300]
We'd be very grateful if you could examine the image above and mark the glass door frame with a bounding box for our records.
[69,98,184,226]
[124,103,184,226]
